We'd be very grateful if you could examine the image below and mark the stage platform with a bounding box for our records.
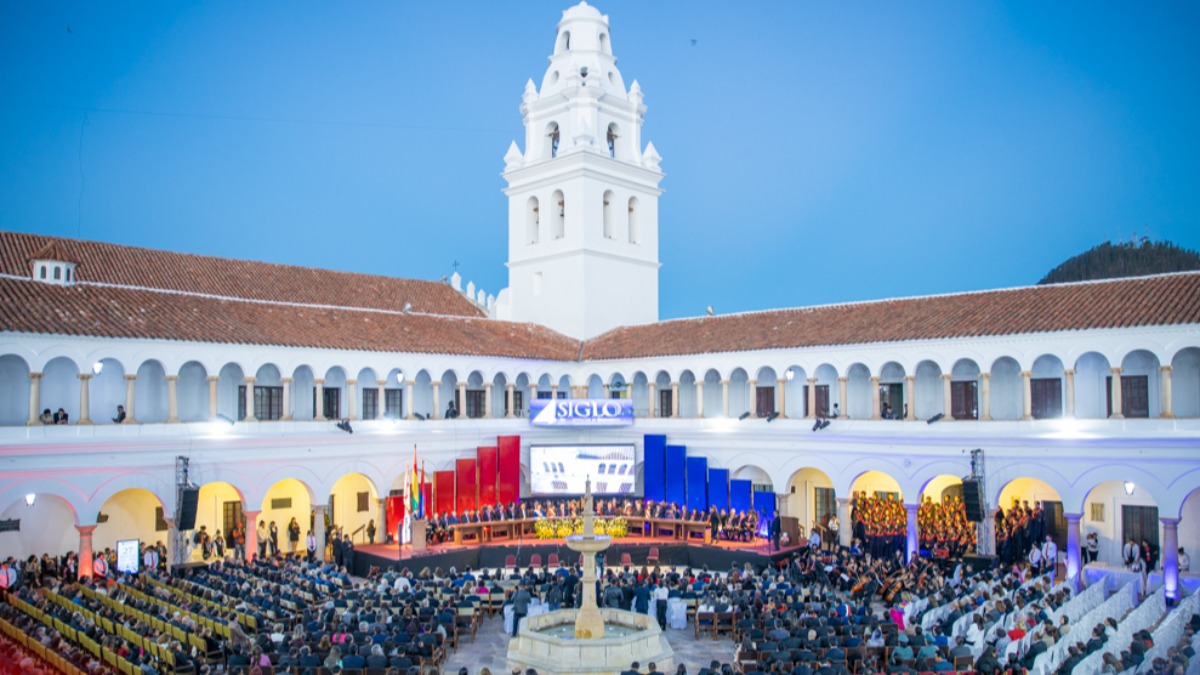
[350,537,805,577]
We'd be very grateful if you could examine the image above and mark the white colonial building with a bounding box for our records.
[0,2,1198,601]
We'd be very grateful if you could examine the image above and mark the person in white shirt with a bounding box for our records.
[1028,544,1043,573]
[826,515,840,551]
[1041,536,1058,578]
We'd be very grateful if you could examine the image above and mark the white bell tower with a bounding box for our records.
[496,1,664,340]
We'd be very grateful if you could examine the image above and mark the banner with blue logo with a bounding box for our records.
[529,398,634,427]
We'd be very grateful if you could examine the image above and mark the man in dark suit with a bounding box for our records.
[512,583,532,637]
[341,645,366,669]
[619,661,641,675]
[646,663,665,675]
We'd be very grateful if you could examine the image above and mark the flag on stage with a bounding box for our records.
[410,444,420,520]
[419,460,426,521]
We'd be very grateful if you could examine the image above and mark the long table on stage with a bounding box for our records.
[444,516,729,545]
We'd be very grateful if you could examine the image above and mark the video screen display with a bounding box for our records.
[530,445,636,496]
[116,539,140,575]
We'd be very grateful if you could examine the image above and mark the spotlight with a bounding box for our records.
[738,412,751,421]
[25,493,36,507]
[927,413,944,425]
[766,412,780,422]
[813,418,831,432]
[336,419,353,434]
[414,413,426,421]
[821,419,831,430]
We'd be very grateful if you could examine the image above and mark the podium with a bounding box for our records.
[412,519,427,552]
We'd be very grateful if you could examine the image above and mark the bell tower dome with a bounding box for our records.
[496,1,664,340]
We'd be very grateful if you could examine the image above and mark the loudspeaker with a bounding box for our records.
[176,487,200,531]
[961,478,984,522]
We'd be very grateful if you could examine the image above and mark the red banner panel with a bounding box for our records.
[498,435,521,505]
[456,458,478,514]
[386,496,405,540]
[477,446,498,508]
[422,481,432,520]
[434,470,455,518]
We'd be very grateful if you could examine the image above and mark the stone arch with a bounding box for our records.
[989,356,1022,420]
[1074,352,1111,419]
[850,470,904,502]
[323,366,348,419]
[787,467,836,535]
[42,356,83,425]
[728,367,750,418]
[328,473,382,546]
[602,190,616,237]
[551,189,565,239]
[678,369,698,418]
[630,371,649,416]
[1178,487,1200,579]
[628,197,641,244]
[0,492,78,561]
[1170,347,1200,417]
[92,487,169,554]
[216,362,244,421]
[846,362,871,420]
[879,362,906,419]
[913,360,943,421]
[1030,354,1065,419]
[0,354,30,425]
[526,196,540,244]
[812,364,838,418]
[176,360,208,422]
[90,356,127,423]
[653,370,671,417]
[133,359,168,423]
[586,373,605,399]
[1120,349,1161,417]
[1081,478,1161,569]
[291,365,316,420]
[701,369,722,418]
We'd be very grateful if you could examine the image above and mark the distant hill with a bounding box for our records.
[1039,239,1200,285]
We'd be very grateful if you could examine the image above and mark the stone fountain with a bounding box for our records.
[506,478,675,675]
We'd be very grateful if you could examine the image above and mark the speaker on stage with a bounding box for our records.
[961,478,984,522]
[176,487,200,531]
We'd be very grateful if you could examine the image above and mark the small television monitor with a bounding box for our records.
[529,444,636,496]
[116,539,141,575]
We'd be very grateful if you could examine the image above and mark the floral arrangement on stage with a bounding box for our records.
[534,517,628,540]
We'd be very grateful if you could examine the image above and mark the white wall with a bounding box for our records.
[93,489,164,554]
[0,496,76,561]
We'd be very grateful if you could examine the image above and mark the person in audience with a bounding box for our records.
[53,407,69,424]
[1179,546,1190,572]
[112,404,126,423]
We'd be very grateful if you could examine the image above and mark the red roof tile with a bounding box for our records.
[0,277,580,360]
[581,273,1200,360]
[0,231,484,318]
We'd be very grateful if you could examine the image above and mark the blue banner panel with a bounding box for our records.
[685,456,708,513]
[665,445,687,507]
[708,468,730,511]
[642,435,666,502]
[730,479,752,514]
[531,399,634,427]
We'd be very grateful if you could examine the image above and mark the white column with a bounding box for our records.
[312,505,327,562]
[27,372,43,426]
[76,525,97,579]
[838,377,848,419]
[123,374,138,424]
[457,382,467,417]
[1160,366,1174,418]
[905,503,919,563]
[505,383,515,418]
[904,375,916,421]
[806,377,817,419]
[244,510,261,562]
[869,376,881,420]
[721,380,730,417]
[484,383,493,419]
[1109,367,1124,419]
[206,376,219,419]
[837,498,852,547]
[941,374,954,421]
[76,373,92,425]
[281,377,294,420]
[647,383,657,418]
[346,379,358,420]
[776,378,787,418]
[313,378,326,421]
[1162,518,1180,600]
[1063,369,1076,418]
[550,384,559,401]
[1065,513,1081,583]
[1020,370,1033,420]
[376,379,387,420]
[979,373,992,421]
[430,381,441,419]
[747,379,757,417]
[242,376,257,422]
[165,375,179,423]
[377,498,390,543]
[695,382,705,418]
[671,381,679,418]
[405,380,415,419]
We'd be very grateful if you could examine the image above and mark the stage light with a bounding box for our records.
[927,413,944,425]
[336,419,354,434]
[414,413,426,421]
[813,418,831,432]
[738,411,751,421]
[25,493,36,507]
[766,412,780,422]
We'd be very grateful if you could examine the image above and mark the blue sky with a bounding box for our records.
[2,2,1197,320]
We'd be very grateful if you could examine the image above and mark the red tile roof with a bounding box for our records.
[0,276,580,360]
[0,231,484,318]
[581,272,1200,360]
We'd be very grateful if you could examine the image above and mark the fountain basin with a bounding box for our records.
[507,608,675,675]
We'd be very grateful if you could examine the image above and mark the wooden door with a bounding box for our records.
[951,381,978,420]
[1106,375,1149,418]
[815,385,830,417]
[1030,378,1062,419]
[755,386,775,417]
[880,383,903,418]
[659,389,674,417]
